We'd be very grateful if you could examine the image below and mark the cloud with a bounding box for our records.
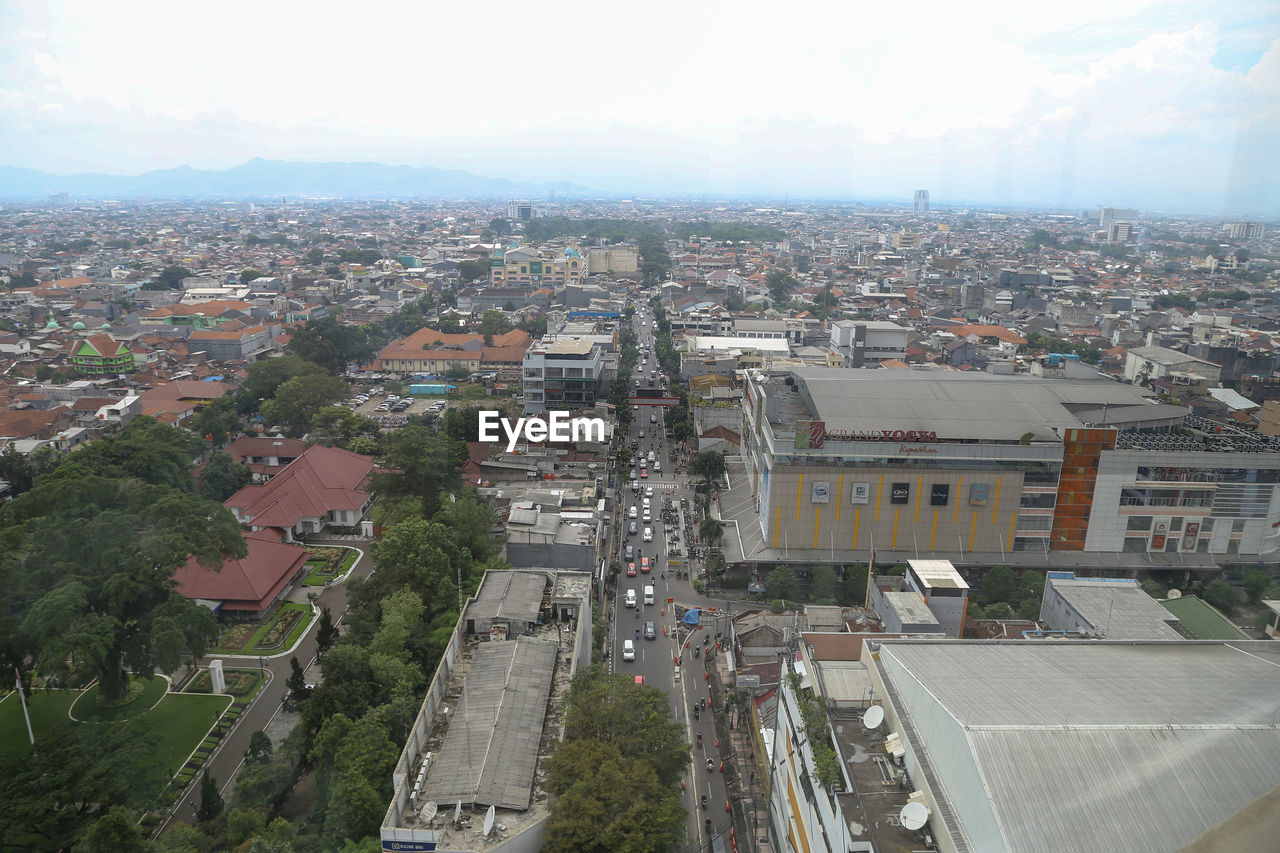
[0,0,1275,212]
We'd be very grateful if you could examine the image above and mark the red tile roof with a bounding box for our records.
[226,444,375,530]
[173,532,309,612]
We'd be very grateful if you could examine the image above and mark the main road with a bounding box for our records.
[610,305,731,849]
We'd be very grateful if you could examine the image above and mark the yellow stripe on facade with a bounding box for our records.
[796,473,804,520]
[954,477,963,523]
[991,477,1002,524]
[853,508,860,549]
[930,509,938,551]
[892,508,900,549]
[969,512,977,552]
[773,507,781,548]
[914,475,923,523]
[835,474,843,522]
[813,507,821,548]
[875,475,883,522]
[1009,511,1018,547]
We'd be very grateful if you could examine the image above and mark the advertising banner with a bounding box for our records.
[811,481,830,504]
[930,483,950,506]
[851,481,871,504]
[891,482,910,504]
[969,483,989,506]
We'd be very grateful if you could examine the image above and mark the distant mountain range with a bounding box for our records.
[0,158,594,200]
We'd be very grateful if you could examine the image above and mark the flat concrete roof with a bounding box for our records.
[908,559,969,590]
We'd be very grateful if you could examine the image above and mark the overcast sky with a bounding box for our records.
[0,0,1277,214]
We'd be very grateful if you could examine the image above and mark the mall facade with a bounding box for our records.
[740,368,1280,563]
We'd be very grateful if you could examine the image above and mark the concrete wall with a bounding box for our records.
[761,463,1024,556]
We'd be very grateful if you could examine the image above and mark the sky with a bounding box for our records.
[0,0,1277,214]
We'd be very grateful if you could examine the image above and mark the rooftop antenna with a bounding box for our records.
[862,704,884,730]
[900,801,930,832]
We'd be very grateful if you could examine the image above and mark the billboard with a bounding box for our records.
[891,482,910,504]
[794,420,826,450]
[969,483,989,506]
[851,481,871,504]
[811,481,830,504]
[930,483,950,506]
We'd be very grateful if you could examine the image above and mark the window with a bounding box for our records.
[1016,515,1053,531]
[1200,518,1214,532]
[1164,537,1179,552]
[1227,540,1240,554]
[1122,537,1148,553]
[1126,516,1153,531]
[1020,492,1057,509]
[1232,519,1247,533]
[1170,517,1183,531]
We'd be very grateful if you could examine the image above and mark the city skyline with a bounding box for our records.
[0,0,1277,214]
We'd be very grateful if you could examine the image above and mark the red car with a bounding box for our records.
[627,562,637,577]
[640,468,648,479]
[641,557,651,573]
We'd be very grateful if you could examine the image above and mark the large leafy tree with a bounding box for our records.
[3,475,244,699]
[287,317,377,373]
[690,449,727,494]
[310,405,379,448]
[260,372,346,436]
[237,355,330,414]
[477,309,513,338]
[562,666,689,786]
[766,268,797,305]
[767,565,799,601]
[191,395,243,447]
[544,740,686,853]
[68,416,202,491]
[200,450,252,501]
[371,424,466,517]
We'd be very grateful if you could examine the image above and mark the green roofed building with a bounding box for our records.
[1161,594,1249,639]
[71,333,135,375]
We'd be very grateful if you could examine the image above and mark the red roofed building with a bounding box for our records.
[226,436,309,483]
[173,529,309,617]
[374,328,531,379]
[226,444,376,541]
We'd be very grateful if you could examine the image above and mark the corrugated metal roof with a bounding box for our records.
[876,641,1280,853]
[420,638,558,810]
[1047,578,1182,640]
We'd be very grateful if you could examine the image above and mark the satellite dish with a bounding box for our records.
[420,801,437,822]
[483,805,496,837]
[1168,589,1182,599]
[900,801,930,831]
[862,705,884,729]
[453,800,462,823]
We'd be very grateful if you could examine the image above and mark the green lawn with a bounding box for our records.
[142,693,232,774]
[212,602,313,656]
[0,689,77,752]
[302,548,360,586]
[0,686,230,778]
[71,675,168,722]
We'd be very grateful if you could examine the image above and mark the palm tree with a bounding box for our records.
[700,516,725,548]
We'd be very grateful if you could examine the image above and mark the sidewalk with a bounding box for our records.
[712,652,772,853]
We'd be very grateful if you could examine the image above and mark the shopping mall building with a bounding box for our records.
[737,368,1280,568]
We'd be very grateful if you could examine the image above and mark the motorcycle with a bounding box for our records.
[706,758,714,773]
[700,794,708,811]
[694,646,700,658]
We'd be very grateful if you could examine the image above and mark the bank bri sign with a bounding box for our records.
[796,420,940,449]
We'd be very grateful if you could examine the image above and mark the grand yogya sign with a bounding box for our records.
[824,428,940,443]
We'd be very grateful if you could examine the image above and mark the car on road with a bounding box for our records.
[623,640,635,661]
[627,562,637,576]
[641,468,648,479]
[641,556,650,573]
[629,506,638,518]
[647,451,656,463]
[642,508,651,523]
[645,486,654,497]
[642,497,650,508]
[654,460,661,472]
[624,544,634,560]
[643,527,652,542]
[639,430,645,439]
[644,621,656,639]
[629,521,637,535]
[651,414,657,423]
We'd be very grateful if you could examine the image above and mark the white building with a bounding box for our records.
[828,320,909,367]
[521,337,606,415]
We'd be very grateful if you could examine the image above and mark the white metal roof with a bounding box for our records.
[875,641,1280,853]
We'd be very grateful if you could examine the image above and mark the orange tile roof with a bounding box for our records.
[950,324,1027,345]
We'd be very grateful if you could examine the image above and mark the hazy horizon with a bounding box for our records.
[1,0,1277,215]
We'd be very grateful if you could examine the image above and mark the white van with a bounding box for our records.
[625,589,637,608]
[643,585,655,605]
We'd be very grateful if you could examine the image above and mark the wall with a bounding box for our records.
[762,463,1024,556]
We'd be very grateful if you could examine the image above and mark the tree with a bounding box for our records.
[370,425,466,518]
[245,730,274,765]
[6,475,244,701]
[435,313,463,334]
[200,451,252,501]
[811,564,838,603]
[288,317,377,373]
[690,449,726,494]
[544,740,686,853]
[317,605,339,656]
[980,565,1016,605]
[74,806,147,853]
[477,309,513,337]
[68,415,201,491]
[261,372,346,436]
[1140,579,1168,599]
[198,772,224,822]
[240,269,263,282]
[224,807,266,847]
[310,405,378,448]
[157,266,193,289]
[304,247,325,266]
[1243,569,1272,604]
[287,656,307,698]
[1202,579,1239,615]
[766,269,797,304]
[191,396,243,448]
[982,602,1014,620]
[457,259,489,283]
[488,217,512,238]
[239,355,330,412]
[767,565,799,601]
[699,515,724,548]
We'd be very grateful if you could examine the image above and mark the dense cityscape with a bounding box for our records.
[0,191,1278,853]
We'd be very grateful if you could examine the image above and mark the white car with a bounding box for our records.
[643,509,651,523]
[647,451,656,463]
[643,527,653,542]
[654,460,661,472]
[645,486,654,497]
[642,497,650,509]
[629,506,638,519]
[623,640,635,661]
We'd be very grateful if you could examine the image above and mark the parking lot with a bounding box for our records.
[342,390,451,427]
